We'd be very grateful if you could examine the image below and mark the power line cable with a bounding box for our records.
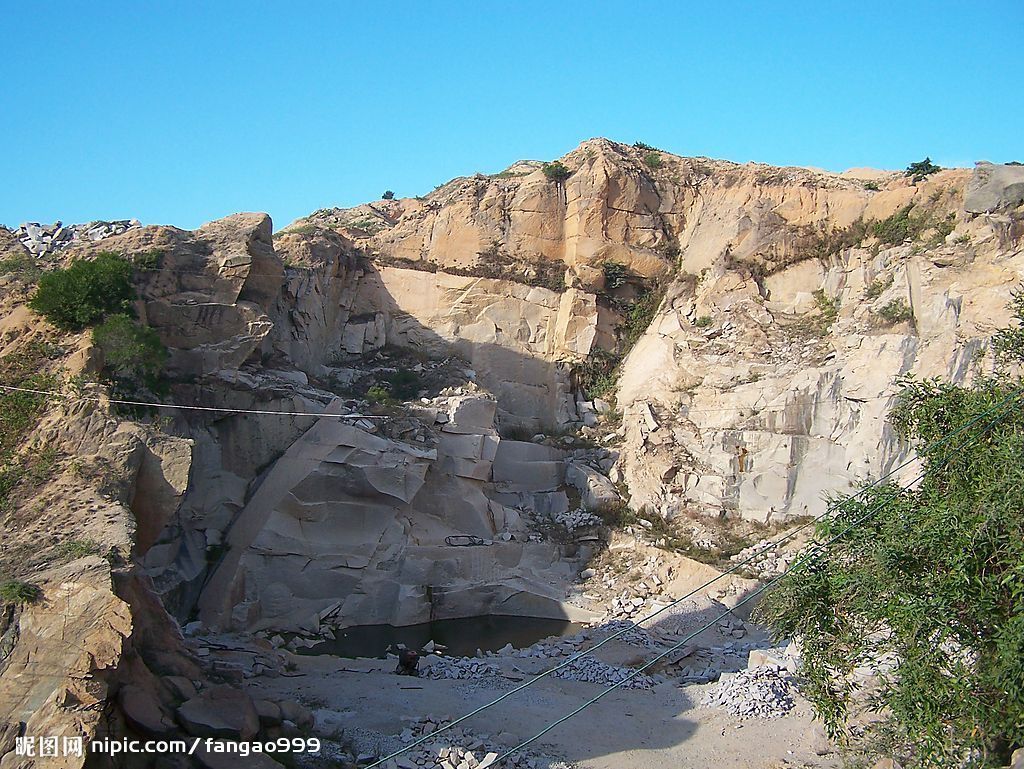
[365,386,1023,768]
[482,390,1023,766]
[486,479,920,766]
[0,384,386,419]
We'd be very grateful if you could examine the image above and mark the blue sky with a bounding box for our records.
[2,1,1021,231]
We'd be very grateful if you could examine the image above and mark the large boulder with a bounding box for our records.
[176,685,260,740]
[964,162,1024,213]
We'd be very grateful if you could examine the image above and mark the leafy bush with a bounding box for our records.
[864,275,894,299]
[365,384,393,405]
[28,252,134,330]
[694,315,713,328]
[905,157,941,182]
[92,315,167,388]
[0,579,41,605]
[633,141,660,152]
[643,152,663,170]
[385,368,421,400]
[876,298,914,324]
[541,162,572,184]
[570,349,620,398]
[870,206,926,246]
[0,252,41,282]
[130,249,163,271]
[756,352,1024,766]
[602,261,630,290]
[55,539,101,559]
[382,190,395,200]
[863,181,880,192]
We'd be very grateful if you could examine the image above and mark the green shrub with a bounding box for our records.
[694,315,713,328]
[870,206,925,246]
[571,349,620,398]
[0,579,41,605]
[382,190,395,200]
[130,249,163,271]
[905,157,941,182]
[365,384,393,405]
[633,141,659,152]
[28,252,134,330]
[92,315,167,388]
[863,180,880,192]
[385,368,421,400]
[55,539,101,559]
[756,357,1024,766]
[928,213,956,246]
[876,298,914,324]
[602,261,630,290]
[643,151,663,170]
[541,162,572,184]
[0,252,41,282]
[864,275,893,299]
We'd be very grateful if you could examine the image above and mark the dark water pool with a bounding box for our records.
[298,615,583,659]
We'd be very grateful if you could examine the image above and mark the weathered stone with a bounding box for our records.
[176,685,260,740]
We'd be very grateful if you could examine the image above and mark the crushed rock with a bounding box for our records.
[552,655,657,690]
[701,665,795,718]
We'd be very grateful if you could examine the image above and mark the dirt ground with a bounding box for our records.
[240,645,838,769]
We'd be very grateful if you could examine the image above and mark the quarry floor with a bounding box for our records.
[240,646,837,769]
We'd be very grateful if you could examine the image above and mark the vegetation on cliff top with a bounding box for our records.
[28,251,134,330]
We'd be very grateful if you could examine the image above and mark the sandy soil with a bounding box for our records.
[240,647,838,769]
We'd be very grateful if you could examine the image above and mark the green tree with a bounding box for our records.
[28,252,134,330]
[542,161,572,184]
[905,157,941,182]
[92,314,167,388]
[756,306,1024,767]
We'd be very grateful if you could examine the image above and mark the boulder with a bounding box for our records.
[119,684,175,736]
[964,162,1024,213]
[565,461,620,511]
[176,685,260,740]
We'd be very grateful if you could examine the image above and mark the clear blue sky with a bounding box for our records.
[2,1,1021,231]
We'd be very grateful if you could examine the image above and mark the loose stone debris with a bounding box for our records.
[422,657,502,680]
[730,538,801,580]
[10,219,139,255]
[551,508,603,533]
[701,665,796,719]
[363,717,573,769]
[552,655,657,690]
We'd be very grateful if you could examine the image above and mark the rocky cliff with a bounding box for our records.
[1,140,1023,766]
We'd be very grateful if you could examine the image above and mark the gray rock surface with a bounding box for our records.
[964,162,1024,213]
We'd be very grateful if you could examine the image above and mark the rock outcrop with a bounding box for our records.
[2,140,1023,765]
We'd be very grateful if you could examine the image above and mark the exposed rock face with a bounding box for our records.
[2,138,1023,763]
[964,161,1024,213]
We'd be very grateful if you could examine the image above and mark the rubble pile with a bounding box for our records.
[593,619,658,648]
[551,507,603,532]
[552,655,657,689]
[365,717,569,769]
[13,220,140,255]
[701,665,796,718]
[422,657,502,680]
[729,539,800,580]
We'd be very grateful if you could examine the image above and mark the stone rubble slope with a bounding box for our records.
[8,219,140,255]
